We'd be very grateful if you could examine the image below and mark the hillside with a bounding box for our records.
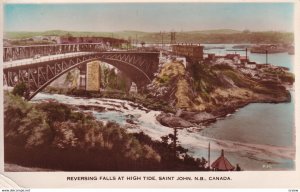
[4,30,150,40]
[4,30,294,44]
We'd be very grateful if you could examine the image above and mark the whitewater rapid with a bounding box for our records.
[31,93,295,170]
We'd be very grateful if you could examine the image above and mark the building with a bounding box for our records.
[211,149,235,171]
[240,56,249,64]
[59,36,128,47]
[207,53,216,61]
[225,53,240,60]
[172,44,204,61]
[129,82,138,94]
[245,63,257,69]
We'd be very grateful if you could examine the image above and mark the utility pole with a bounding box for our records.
[208,142,211,170]
[160,31,164,50]
[135,34,138,47]
[173,128,178,160]
[265,50,268,64]
[170,32,176,44]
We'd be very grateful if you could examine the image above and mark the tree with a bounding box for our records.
[243,29,251,34]
[12,82,30,99]
[4,93,51,148]
[36,101,72,125]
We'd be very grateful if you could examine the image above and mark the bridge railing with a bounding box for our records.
[3,43,111,62]
[3,52,95,69]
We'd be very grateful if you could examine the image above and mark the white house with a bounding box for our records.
[129,82,138,94]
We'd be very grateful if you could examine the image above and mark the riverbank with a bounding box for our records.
[156,90,291,128]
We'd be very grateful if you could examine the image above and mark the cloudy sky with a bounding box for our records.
[4,3,294,32]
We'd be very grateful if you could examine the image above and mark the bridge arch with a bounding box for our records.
[29,58,152,99]
[3,52,159,100]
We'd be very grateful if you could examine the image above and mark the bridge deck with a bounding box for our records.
[3,51,160,69]
[3,52,94,69]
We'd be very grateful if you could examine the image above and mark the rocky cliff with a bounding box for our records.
[147,59,294,127]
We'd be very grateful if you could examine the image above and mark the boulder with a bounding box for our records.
[156,113,194,128]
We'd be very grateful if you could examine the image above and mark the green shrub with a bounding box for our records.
[12,82,30,98]
[4,93,51,148]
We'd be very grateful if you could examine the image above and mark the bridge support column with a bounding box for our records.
[86,61,101,92]
[78,64,87,90]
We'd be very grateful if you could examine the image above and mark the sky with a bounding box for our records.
[4,3,294,32]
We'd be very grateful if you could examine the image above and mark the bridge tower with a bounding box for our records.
[170,32,176,44]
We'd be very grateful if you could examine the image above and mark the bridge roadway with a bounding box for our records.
[3,43,108,62]
[3,52,94,69]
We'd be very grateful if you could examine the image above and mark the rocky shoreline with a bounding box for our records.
[155,90,291,129]
[142,60,292,128]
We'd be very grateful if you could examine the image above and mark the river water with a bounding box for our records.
[202,44,295,170]
[31,44,295,171]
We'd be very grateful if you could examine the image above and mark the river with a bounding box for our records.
[31,44,295,171]
[202,44,295,170]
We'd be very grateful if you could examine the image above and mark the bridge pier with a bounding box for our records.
[78,63,87,90]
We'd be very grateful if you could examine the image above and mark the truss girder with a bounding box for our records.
[3,43,108,61]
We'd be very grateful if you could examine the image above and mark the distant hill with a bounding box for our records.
[4,30,150,40]
[4,30,294,44]
[185,29,241,34]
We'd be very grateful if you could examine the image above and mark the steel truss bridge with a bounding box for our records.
[3,44,159,100]
[3,43,108,62]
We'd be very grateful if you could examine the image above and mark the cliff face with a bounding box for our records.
[147,61,196,110]
[147,60,293,114]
